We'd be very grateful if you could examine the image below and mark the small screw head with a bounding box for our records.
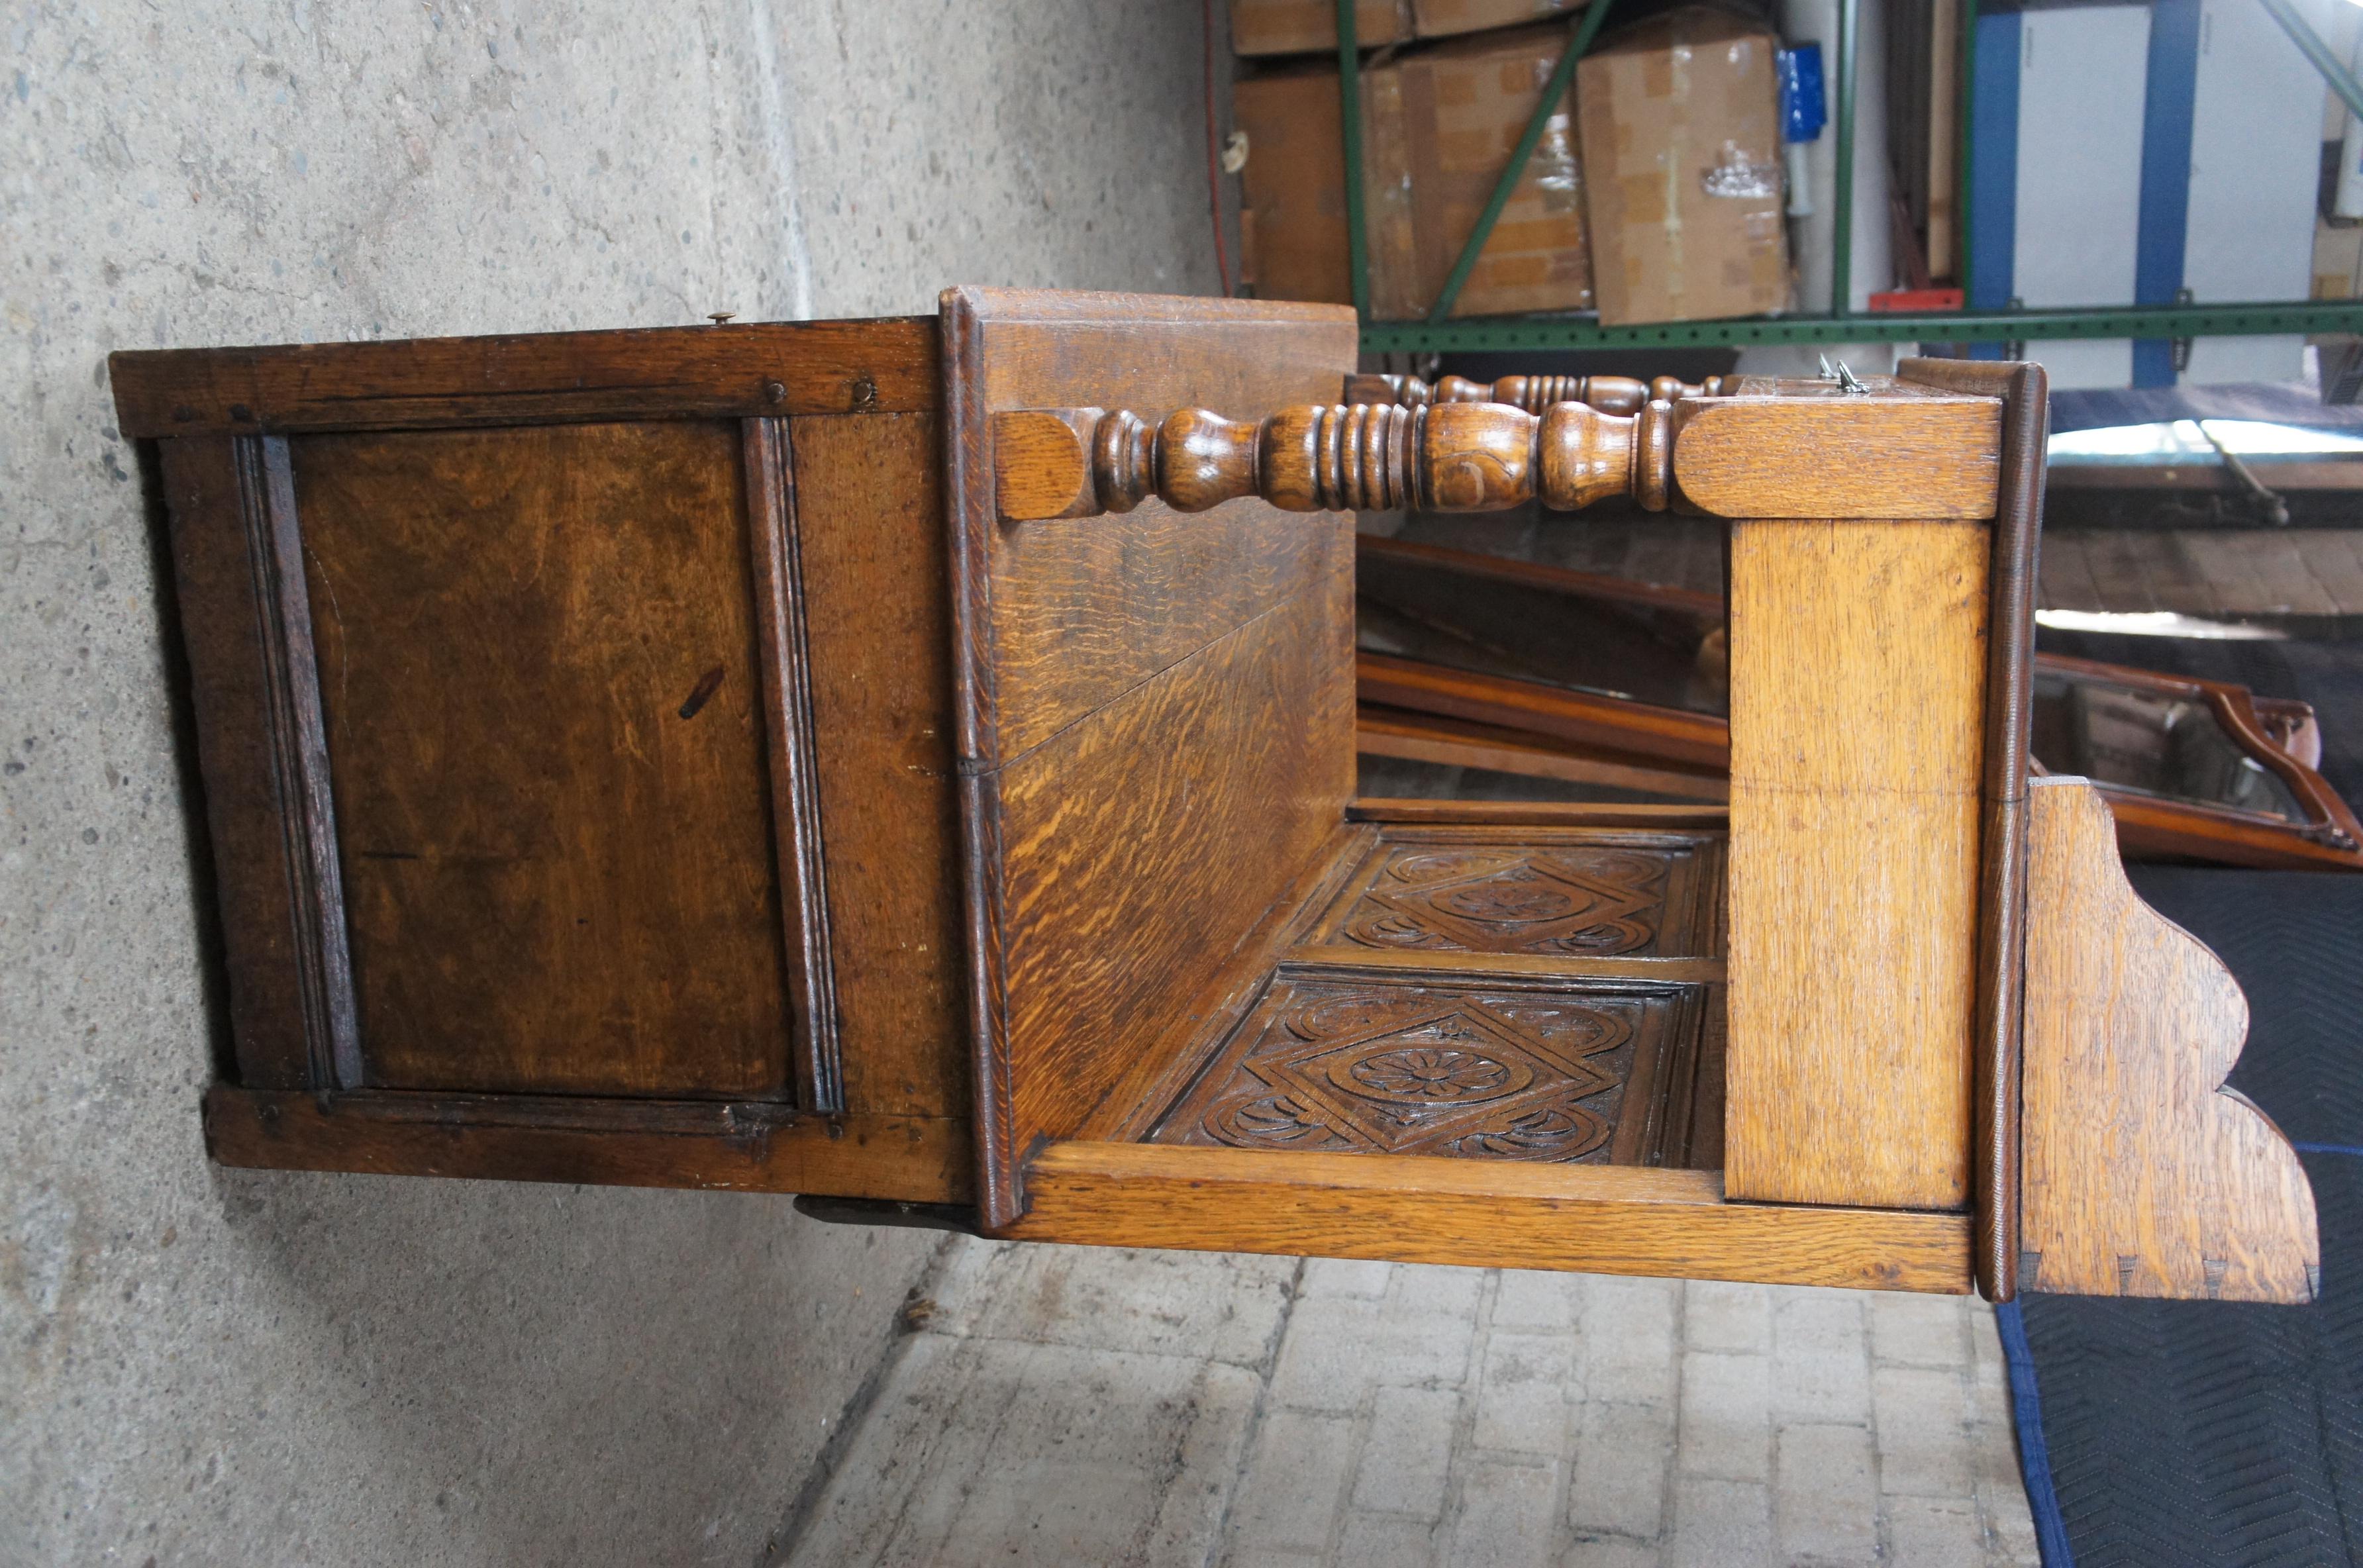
[764,379,787,404]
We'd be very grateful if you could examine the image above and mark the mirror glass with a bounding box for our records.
[2029,670,2305,821]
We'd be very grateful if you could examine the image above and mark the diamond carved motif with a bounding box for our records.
[1186,986,1638,1162]
[1336,847,1673,957]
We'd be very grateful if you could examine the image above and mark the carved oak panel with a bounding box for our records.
[1309,830,1720,958]
[1153,973,1709,1166]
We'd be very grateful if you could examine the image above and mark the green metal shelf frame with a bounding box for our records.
[1332,0,2363,356]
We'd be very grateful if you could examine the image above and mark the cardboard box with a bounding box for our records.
[1231,0,1581,56]
[1411,0,1582,41]
[1576,7,1787,325]
[1231,64,1422,311]
[1234,24,1592,318]
[1388,22,1594,317]
[1231,0,1410,57]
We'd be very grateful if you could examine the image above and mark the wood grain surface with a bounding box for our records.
[1350,799,1733,830]
[295,420,793,1099]
[945,287,1358,764]
[1150,970,1717,1169]
[1304,828,1723,960]
[1356,707,1732,802]
[944,288,1360,1226]
[1670,395,2001,519]
[1899,356,2044,1302]
[109,316,936,436]
[2019,778,2317,1302]
[743,417,842,1111]
[981,590,1355,1216]
[160,436,359,1090]
[1723,519,1989,1210]
[788,411,971,1122]
[204,1087,970,1202]
[1006,1142,1971,1293]
[1359,652,1729,770]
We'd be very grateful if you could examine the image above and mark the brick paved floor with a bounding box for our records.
[778,1240,2037,1567]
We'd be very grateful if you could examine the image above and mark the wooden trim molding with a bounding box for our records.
[109,317,938,436]
[1898,356,2044,1302]
[203,1087,972,1202]
[742,418,844,1112]
[1005,1141,1972,1294]
[1348,799,1731,830]
[939,285,1021,1226]
[162,435,362,1091]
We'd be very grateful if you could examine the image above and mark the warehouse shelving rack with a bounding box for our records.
[1332,0,2363,356]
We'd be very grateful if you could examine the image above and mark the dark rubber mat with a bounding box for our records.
[2015,863,2363,1568]
[2023,609,2363,1567]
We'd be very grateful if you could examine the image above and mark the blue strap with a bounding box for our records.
[1996,1299,2078,1568]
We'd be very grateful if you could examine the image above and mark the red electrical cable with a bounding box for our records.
[1204,0,1234,297]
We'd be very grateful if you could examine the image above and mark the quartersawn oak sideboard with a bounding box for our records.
[109,288,2318,1304]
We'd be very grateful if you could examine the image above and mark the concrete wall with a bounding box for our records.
[0,4,1223,1562]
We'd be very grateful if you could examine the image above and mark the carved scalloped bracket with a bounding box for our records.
[2020,777,2319,1302]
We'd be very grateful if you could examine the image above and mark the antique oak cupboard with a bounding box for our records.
[110,289,2318,1305]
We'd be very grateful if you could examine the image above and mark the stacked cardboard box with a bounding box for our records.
[1234,21,1594,318]
[1230,0,1584,57]
[1576,7,1787,325]
[1233,3,1791,326]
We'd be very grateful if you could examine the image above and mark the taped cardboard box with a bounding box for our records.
[1234,23,1592,318]
[1576,6,1788,324]
[1391,21,1594,317]
[1231,0,1581,58]
[1232,66,1417,309]
[1412,0,1584,40]
[1231,0,1410,56]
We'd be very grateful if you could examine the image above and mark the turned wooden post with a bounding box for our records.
[1343,371,1730,415]
[993,399,1676,522]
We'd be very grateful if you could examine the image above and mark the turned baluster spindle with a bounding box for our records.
[1348,371,1729,415]
[993,399,1675,522]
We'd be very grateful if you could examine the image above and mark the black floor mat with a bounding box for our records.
[2017,864,2363,1567]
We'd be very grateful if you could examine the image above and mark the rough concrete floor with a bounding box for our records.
[779,1240,2039,1567]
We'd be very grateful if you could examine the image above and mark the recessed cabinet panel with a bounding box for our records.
[1304,828,1723,959]
[1152,969,1720,1169]
[294,421,793,1099]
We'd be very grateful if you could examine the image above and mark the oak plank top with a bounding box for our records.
[110,316,937,436]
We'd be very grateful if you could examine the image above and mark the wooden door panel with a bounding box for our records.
[120,315,952,1199]
[295,420,795,1100]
